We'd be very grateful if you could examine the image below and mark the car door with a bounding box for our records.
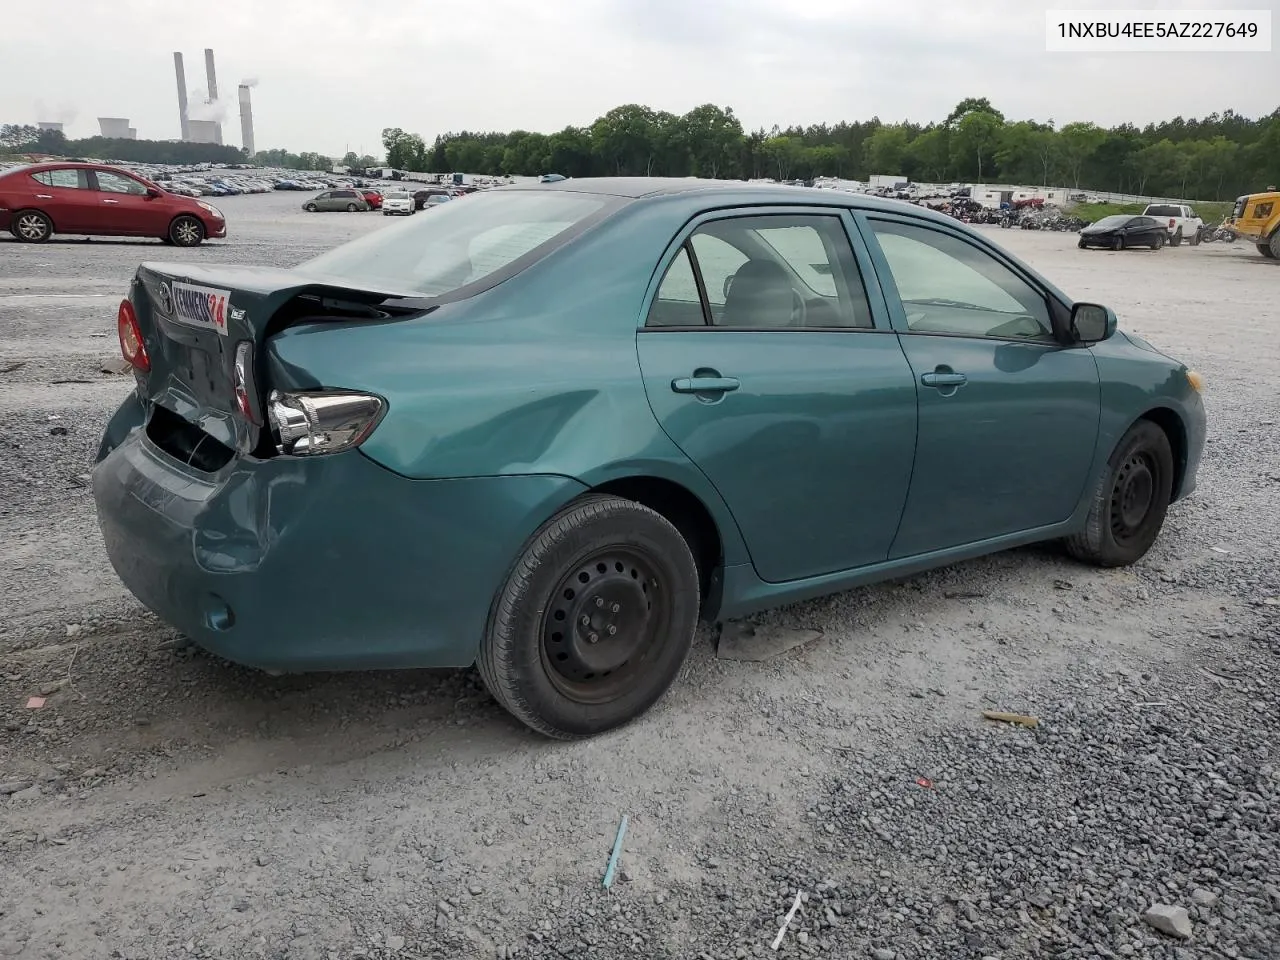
[313,191,332,210]
[85,169,166,236]
[857,213,1101,559]
[28,168,94,232]
[637,209,919,584]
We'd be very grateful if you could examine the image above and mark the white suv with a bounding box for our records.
[382,191,415,216]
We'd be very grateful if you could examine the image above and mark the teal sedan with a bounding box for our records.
[92,179,1206,739]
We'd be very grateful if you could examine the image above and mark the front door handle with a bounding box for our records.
[35,194,53,199]
[671,376,740,394]
[920,371,967,388]
[102,198,120,204]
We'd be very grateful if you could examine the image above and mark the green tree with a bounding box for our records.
[906,127,951,181]
[945,98,1005,127]
[547,126,594,177]
[1132,139,1179,196]
[591,104,657,175]
[863,126,910,175]
[762,135,803,180]
[951,111,1003,180]
[1058,121,1107,187]
[681,104,744,179]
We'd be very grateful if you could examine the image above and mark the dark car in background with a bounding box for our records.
[412,188,452,210]
[1078,215,1167,251]
[0,161,226,246]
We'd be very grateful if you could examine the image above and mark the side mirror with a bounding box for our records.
[1071,302,1117,343]
[145,187,162,199]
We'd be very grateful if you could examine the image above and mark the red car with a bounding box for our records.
[359,189,382,209]
[0,161,227,246]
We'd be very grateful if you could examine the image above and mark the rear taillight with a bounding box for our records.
[117,299,150,372]
[1168,218,1176,230]
[266,390,385,457]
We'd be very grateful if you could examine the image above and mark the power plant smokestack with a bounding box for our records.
[174,52,190,140]
[203,48,218,102]
[238,84,255,158]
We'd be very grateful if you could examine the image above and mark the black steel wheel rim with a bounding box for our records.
[1110,451,1157,543]
[540,546,671,705]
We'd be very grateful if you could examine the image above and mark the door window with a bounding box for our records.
[655,214,871,329]
[95,171,148,195]
[32,169,88,189]
[646,245,706,327]
[868,219,1053,341]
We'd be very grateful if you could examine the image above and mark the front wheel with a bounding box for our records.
[1112,235,1124,251]
[1078,237,1086,249]
[1065,420,1174,568]
[1269,231,1280,258]
[169,215,205,247]
[11,209,53,243]
[478,494,701,740]
[304,203,318,212]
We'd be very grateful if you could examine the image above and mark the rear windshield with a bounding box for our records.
[385,192,410,200]
[1145,205,1181,217]
[297,189,618,297]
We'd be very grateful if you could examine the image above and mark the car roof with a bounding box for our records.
[499,176,968,226]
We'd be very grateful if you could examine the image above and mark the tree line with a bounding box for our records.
[0,125,250,167]
[384,98,1279,201]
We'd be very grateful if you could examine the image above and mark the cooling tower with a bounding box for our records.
[174,52,190,140]
[237,85,255,157]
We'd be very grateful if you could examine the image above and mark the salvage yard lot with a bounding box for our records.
[1,190,1278,960]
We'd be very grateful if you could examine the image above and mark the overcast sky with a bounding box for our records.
[2,0,1274,158]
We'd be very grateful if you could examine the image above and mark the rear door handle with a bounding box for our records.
[920,372,967,388]
[671,376,740,394]
[35,194,53,199]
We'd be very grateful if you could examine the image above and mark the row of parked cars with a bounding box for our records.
[301,185,464,214]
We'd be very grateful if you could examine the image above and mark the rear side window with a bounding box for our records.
[298,190,617,298]
[647,246,705,328]
[33,169,88,189]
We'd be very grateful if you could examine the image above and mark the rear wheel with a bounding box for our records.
[1169,229,1182,247]
[11,209,52,243]
[346,202,359,212]
[478,494,700,740]
[1065,420,1174,568]
[1189,228,1200,246]
[1260,243,1278,259]
[1151,233,1165,250]
[169,216,204,247]
[1269,231,1280,258]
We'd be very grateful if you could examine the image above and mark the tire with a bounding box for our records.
[305,203,318,212]
[1270,231,1280,258]
[1260,243,1277,259]
[1078,237,1086,249]
[346,203,359,212]
[382,211,390,216]
[1111,235,1124,251]
[168,216,204,247]
[1151,233,1165,250]
[1189,228,1200,246]
[1169,229,1182,247]
[478,494,701,740]
[1065,419,1174,568]
[11,209,52,243]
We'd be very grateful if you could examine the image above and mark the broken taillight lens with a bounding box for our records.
[265,390,385,457]
[117,299,150,372]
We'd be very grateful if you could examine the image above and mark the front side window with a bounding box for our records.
[652,214,872,330]
[298,189,616,298]
[33,169,88,189]
[868,218,1053,341]
[95,170,148,195]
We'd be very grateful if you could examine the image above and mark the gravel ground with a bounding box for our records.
[1,194,1278,960]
